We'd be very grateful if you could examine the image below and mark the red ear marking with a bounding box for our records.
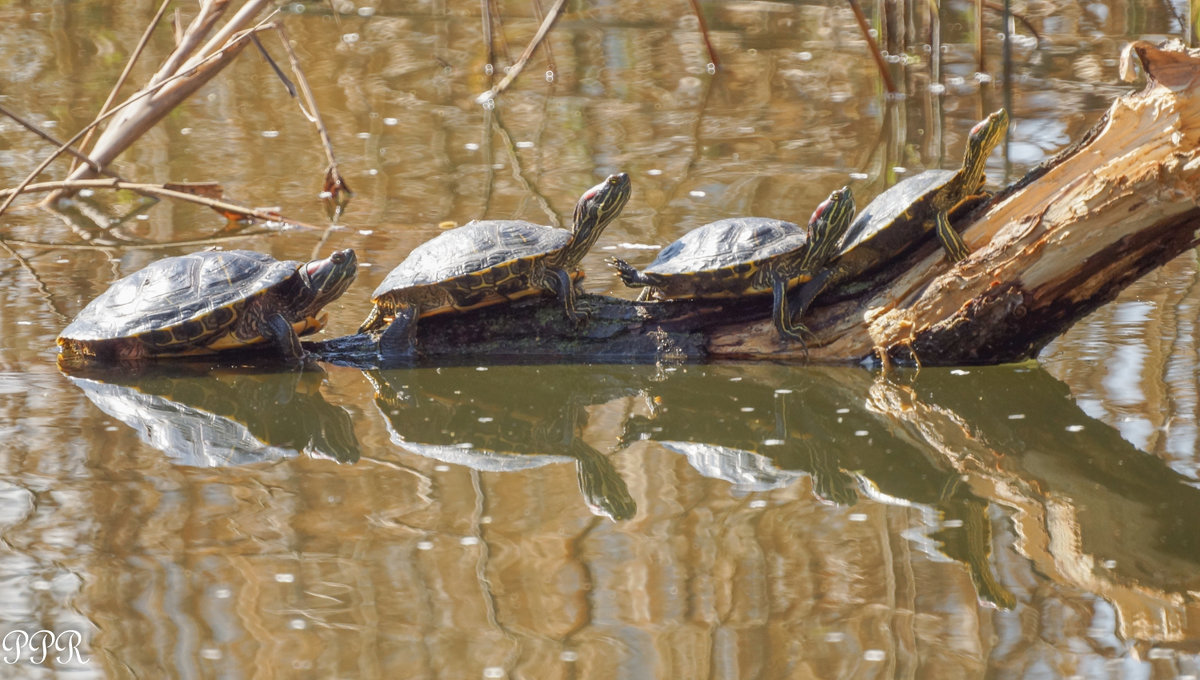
[809,198,831,225]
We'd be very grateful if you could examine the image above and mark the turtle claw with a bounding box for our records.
[293,349,322,368]
[608,256,635,278]
[785,334,811,359]
[608,257,653,290]
[566,303,592,327]
[774,321,815,360]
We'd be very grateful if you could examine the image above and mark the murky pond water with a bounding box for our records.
[1,0,1199,677]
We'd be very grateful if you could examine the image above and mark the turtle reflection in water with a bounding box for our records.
[620,369,858,505]
[621,365,1015,609]
[365,366,636,521]
[65,365,360,467]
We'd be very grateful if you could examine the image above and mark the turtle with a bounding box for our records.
[57,249,358,361]
[792,109,1009,310]
[609,185,855,344]
[359,172,632,352]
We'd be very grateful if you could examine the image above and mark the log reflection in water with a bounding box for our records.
[869,365,1200,640]
[626,364,1015,608]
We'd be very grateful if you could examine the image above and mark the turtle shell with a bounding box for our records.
[371,219,573,310]
[645,217,808,274]
[836,169,955,267]
[638,217,808,298]
[60,250,300,354]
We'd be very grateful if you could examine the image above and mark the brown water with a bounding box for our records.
[1,0,1199,677]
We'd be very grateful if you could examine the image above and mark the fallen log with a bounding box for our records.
[312,40,1200,368]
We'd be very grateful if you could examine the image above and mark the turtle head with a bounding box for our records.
[798,186,856,271]
[571,440,637,521]
[565,172,632,265]
[299,249,358,313]
[961,109,1008,185]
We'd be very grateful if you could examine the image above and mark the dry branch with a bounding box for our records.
[476,0,567,104]
[314,40,1200,368]
[36,1,275,208]
[68,0,173,176]
[0,0,351,235]
[685,0,720,70]
[847,0,897,94]
[271,24,352,208]
[1,180,323,230]
[0,2,277,218]
[0,104,121,179]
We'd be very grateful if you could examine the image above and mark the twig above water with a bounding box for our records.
[530,0,558,77]
[1,179,323,230]
[44,2,278,204]
[847,0,898,94]
[476,0,567,104]
[0,14,277,218]
[0,104,121,180]
[686,0,720,70]
[271,23,352,210]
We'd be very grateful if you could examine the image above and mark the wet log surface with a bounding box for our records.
[309,42,1200,369]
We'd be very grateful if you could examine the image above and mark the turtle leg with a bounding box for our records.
[358,306,385,334]
[609,258,661,301]
[609,258,654,288]
[787,267,835,328]
[262,312,305,360]
[935,210,971,262]
[378,305,419,357]
[771,274,811,355]
[543,267,585,325]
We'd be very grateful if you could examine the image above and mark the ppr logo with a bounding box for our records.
[2,630,89,665]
